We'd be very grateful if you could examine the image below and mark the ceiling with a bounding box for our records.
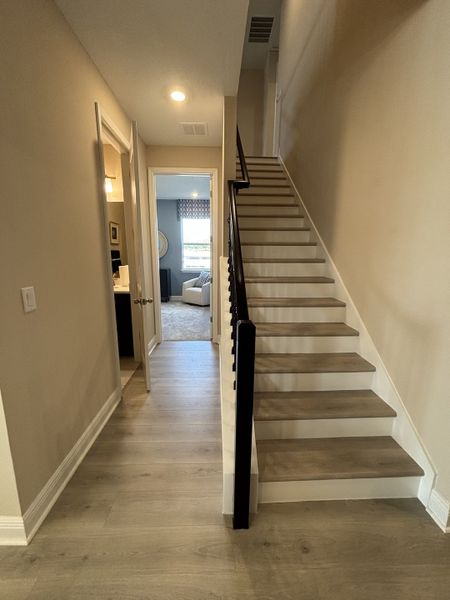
[56,0,249,146]
[156,174,210,200]
[241,0,281,70]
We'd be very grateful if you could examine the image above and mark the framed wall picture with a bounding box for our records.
[109,221,120,245]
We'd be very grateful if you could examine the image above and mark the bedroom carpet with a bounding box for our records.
[161,301,211,341]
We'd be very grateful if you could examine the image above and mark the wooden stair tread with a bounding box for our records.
[248,296,343,307]
[239,192,295,197]
[239,214,302,218]
[255,322,359,337]
[246,183,291,188]
[239,175,286,179]
[241,242,317,246]
[240,226,309,231]
[246,276,334,284]
[237,203,297,207]
[254,390,396,421]
[244,258,324,264]
[255,352,376,374]
[257,436,424,482]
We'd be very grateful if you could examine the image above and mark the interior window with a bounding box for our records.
[181,218,210,271]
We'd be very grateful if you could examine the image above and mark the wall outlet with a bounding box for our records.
[21,286,37,313]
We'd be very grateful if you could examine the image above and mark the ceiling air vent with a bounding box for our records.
[180,122,208,136]
[248,16,274,43]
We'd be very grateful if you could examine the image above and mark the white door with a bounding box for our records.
[130,121,154,390]
[209,176,213,339]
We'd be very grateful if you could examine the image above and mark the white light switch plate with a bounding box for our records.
[21,286,37,313]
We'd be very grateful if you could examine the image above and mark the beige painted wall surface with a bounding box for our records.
[0,0,132,511]
[278,0,450,498]
[237,69,264,156]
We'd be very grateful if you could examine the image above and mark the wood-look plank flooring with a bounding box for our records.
[257,437,424,481]
[1,341,449,599]
[248,296,343,306]
[254,389,397,420]
[255,352,376,374]
[255,322,359,337]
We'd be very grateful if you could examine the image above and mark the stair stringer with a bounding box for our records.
[279,157,436,508]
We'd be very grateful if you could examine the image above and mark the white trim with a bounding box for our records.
[148,166,220,343]
[279,156,436,508]
[259,476,422,504]
[22,387,121,543]
[94,103,126,394]
[169,295,183,301]
[148,334,158,356]
[0,517,27,546]
[427,489,450,533]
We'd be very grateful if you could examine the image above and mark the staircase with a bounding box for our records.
[236,156,424,504]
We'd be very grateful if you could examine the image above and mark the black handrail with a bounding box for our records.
[228,128,256,529]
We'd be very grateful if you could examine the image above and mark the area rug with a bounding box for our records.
[161,301,211,341]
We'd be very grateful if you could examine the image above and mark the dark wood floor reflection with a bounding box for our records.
[1,341,449,599]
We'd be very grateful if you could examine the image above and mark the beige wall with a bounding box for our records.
[0,0,134,512]
[237,70,264,155]
[278,0,450,499]
[104,144,128,268]
[262,50,278,156]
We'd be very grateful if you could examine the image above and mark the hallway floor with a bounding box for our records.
[1,342,450,599]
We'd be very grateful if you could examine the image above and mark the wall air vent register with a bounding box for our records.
[248,16,274,43]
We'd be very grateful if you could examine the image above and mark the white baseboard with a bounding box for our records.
[0,517,27,546]
[21,386,121,544]
[427,489,450,533]
[279,156,436,509]
[170,296,182,301]
[148,334,158,356]
[259,476,422,504]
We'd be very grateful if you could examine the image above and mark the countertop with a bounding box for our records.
[113,284,130,294]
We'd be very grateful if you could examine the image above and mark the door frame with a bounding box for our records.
[94,103,142,383]
[148,166,219,343]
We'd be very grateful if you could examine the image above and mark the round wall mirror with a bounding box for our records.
[158,231,168,258]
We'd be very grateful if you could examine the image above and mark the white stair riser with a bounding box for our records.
[244,262,325,277]
[242,245,317,259]
[254,371,374,392]
[237,205,301,216]
[241,230,311,243]
[249,306,346,323]
[255,417,394,440]
[246,282,335,297]
[258,477,421,504]
[255,335,359,354]
[239,217,304,228]
[237,196,295,206]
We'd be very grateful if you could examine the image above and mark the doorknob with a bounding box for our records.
[133,298,153,305]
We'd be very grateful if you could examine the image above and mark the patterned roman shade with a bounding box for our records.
[177,198,210,220]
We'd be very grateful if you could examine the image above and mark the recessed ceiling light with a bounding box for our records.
[170,90,186,102]
[191,191,198,198]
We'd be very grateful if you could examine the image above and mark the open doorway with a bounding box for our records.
[155,174,211,341]
[148,168,219,344]
[102,140,141,388]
